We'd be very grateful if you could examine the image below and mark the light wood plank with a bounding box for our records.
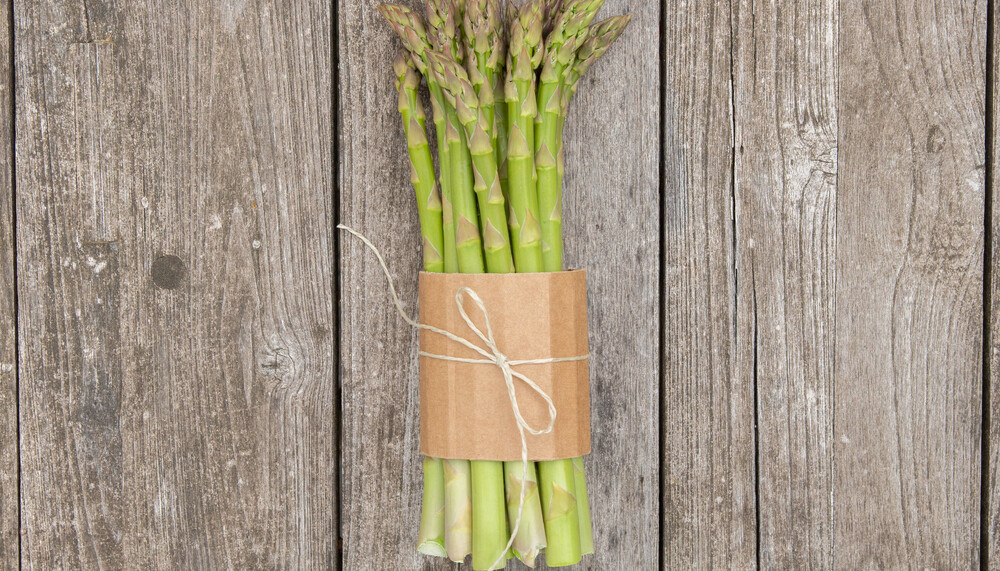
[988,0,1000,562]
[339,1,658,568]
[834,1,986,567]
[561,0,660,567]
[0,0,16,566]
[662,0,756,568]
[14,0,335,567]
[732,1,837,568]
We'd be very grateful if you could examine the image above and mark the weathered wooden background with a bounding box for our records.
[0,0,995,568]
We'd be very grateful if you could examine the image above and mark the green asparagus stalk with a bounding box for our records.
[488,4,549,566]
[504,0,545,274]
[558,18,630,555]
[381,11,471,560]
[536,0,603,272]
[537,459,581,566]
[504,461,547,566]
[429,47,514,569]
[393,49,449,557]
[418,457,448,556]
[444,458,474,561]
[429,50,514,274]
[394,51,445,274]
[532,3,605,566]
[571,456,594,555]
[378,4,459,273]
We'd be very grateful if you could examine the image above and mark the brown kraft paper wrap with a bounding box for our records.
[418,270,591,462]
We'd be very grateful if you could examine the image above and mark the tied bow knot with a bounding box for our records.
[338,225,590,571]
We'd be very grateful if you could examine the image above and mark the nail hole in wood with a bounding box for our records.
[151,255,186,290]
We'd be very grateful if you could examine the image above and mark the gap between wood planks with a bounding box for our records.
[983,1,995,569]
[658,3,667,570]
[8,0,21,566]
[332,0,343,566]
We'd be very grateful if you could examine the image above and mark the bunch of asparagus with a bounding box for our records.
[378,1,629,568]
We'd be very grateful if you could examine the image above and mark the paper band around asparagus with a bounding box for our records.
[338,224,590,571]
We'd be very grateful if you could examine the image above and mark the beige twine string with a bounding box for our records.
[339,224,590,570]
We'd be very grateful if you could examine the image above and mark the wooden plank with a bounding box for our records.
[339,1,659,568]
[662,0,756,568]
[560,0,660,567]
[338,1,443,568]
[732,1,837,568]
[988,0,1000,563]
[834,1,986,568]
[14,0,335,568]
[0,0,16,566]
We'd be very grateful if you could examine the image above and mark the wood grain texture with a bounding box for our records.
[339,1,659,568]
[14,0,334,568]
[560,0,660,567]
[834,1,986,568]
[338,2,445,569]
[991,0,1000,563]
[732,1,837,568]
[662,0,756,568]
[0,0,16,566]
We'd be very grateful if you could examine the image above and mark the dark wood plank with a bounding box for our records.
[732,1,837,568]
[662,0,756,568]
[0,0,16,565]
[561,0,660,567]
[14,0,334,567]
[339,0,659,568]
[834,1,986,567]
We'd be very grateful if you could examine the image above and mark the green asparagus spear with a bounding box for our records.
[378,4,459,273]
[429,50,514,274]
[444,458,474,561]
[500,5,549,565]
[504,0,545,274]
[418,457,448,557]
[572,456,594,556]
[394,50,450,558]
[394,51,445,274]
[504,460,547,566]
[429,46,514,569]
[533,3,605,567]
[536,0,603,273]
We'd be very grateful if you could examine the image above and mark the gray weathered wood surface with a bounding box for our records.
[338,2,432,569]
[0,0,15,566]
[991,0,1000,566]
[13,0,334,568]
[0,0,996,569]
[661,0,756,568]
[733,0,837,568]
[834,1,985,568]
